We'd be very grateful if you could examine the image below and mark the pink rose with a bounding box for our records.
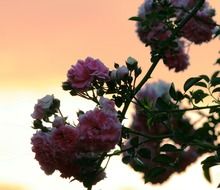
[99,97,117,116]
[52,116,65,128]
[86,57,109,80]
[181,14,216,44]
[117,66,129,80]
[110,66,129,81]
[138,0,153,18]
[137,80,170,102]
[162,40,189,72]
[51,125,79,153]
[31,131,55,175]
[125,81,202,184]
[136,0,172,46]
[78,107,121,153]
[31,95,54,119]
[137,22,171,46]
[67,57,109,91]
[176,1,216,44]
[67,59,93,90]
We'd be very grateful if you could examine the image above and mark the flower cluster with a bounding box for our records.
[124,80,202,183]
[29,1,220,189]
[67,57,110,91]
[31,95,121,187]
[136,0,216,72]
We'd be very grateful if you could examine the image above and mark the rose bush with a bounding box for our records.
[31,97,121,187]
[30,0,220,190]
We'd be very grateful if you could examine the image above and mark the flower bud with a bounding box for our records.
[52,116,65,128]
[126,57,138,70]
[110,70,117,81]
[116,66,129,80]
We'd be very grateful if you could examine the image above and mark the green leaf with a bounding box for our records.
[211,77,220,87]
[155,97,170,110]
[215,58,220,65]
[203,165,211,182]
[169,83,177,100]
[184,77,202,92]
[212,87,220,93]
[137,148,151,159]
[114,63,119,68]
[62,81,72,90]
[160,144,179,152]
[129,16,143,22]
[199,75,210,83]
[201,156,218,183]
[175,91,184,101]
[153,154,174,165]
[145,167,166,183]
[133,157,145,171]
[195,81,207,88]
[201,156,217,165]
[191,89,208,104]
[114,96,123,108]
[112,150,121,156]
[33,119,43,129]
[211,71,220,80]
[77,110,84,117]
[122,155,132,164]
[130,136,139,147]
[213,27,220,38]
[209,106,220,114]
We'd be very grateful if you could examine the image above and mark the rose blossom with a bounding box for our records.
[137,80,170,103]
[31,95,54,119]
[67,57,109,91]
[67,59,93,90]
[51,125,80,179]
[86,57,109,80]
[52,116,65,128]
[31,131,55,175]
[136,0,172,45]
[51,125,79,153]
[125,81,202,184]
[110,66,129,81]
[137,21,172,46]
[116,66,129,80]
[78,100,121,153]
[99,97,117,116]
[162,40,189,72]
[138,0,153,18]
[175,1,216,44]
[181,13,216,44]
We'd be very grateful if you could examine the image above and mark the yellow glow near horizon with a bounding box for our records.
[0,90,219,190]
[0,184,27,190]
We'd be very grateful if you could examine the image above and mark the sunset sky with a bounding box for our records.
[0,0,220,190]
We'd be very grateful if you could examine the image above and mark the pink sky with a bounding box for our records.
[0,0,219,89]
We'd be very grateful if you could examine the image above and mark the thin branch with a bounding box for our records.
[150,104,220,114]
[123,127,172,140]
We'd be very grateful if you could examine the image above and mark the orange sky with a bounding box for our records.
[0,0,219,90]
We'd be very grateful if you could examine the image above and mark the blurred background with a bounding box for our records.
[0,0,220,189]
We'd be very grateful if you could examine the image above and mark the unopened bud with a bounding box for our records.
[110,70,117,80]
[126,57,138,70]
[117,66,129,80]
[52,116,65,128]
